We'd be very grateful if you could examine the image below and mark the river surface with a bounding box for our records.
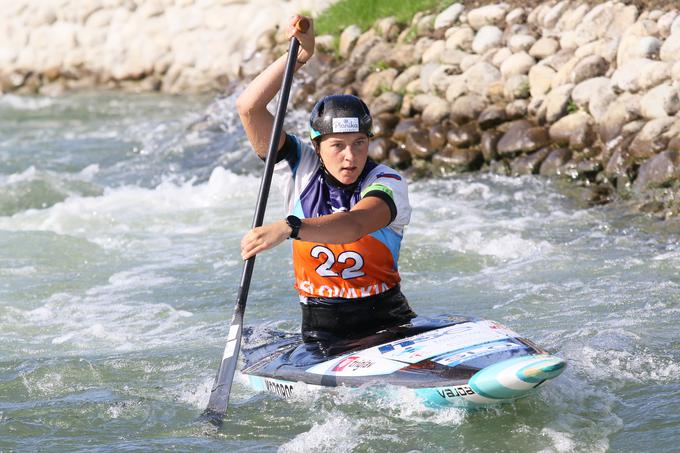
[0,91,678,452]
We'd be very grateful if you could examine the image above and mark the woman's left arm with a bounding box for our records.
[240,197,391,260]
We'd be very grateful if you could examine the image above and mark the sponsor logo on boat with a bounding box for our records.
[265,379,294,398]
[436,385,476,399]
[333,356,375,372]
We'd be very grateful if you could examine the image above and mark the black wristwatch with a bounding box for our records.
[285,215,302,240]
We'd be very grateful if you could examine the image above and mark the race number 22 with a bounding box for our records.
[310,246,365,279]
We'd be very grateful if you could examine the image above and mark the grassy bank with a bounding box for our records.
[314,0,459,36]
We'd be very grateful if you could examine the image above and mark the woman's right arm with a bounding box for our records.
[236,15,315,159]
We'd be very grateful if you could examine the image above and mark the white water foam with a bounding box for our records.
[279,413,361,453]
[0,94,56,110]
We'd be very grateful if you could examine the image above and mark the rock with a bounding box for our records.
[617,35,662,66]
[629,118,677,160]
[331,65,356,86]
[372,113,400,138]
[478,105,507,129]
[419,62,442,92]
[504,74,529,100]
[529,37,560,60]
[541,48,575,72]
[497,120,550,157]
[467,4,510,30]
[387,44,420,68]
[411,93,440,112]
[506,8,527,26]
[540,148,573,176]
[422,40,446,64]
[392,117,421,142]
[429,123,448,149]
[350,30,382,65]
[339,25,362,58]
[460,54,482,72]
[633,150,680,190]
[446,26,475,51]
[364,42,395,67]
[416,14,436,35]
[587,81,618,123]
[481,130,503,161]
[445,75,467,102]
[368,137,394,161]
[428,66,458,94]
[446,122,480,148]
[375,16,401,41]
[550,55,581,88]
[506,99,528,119]
[611,58,671,92]
[422,97,451,125]
[544,84,574,123]
[360,68,398,99]
[500,51,535,77]
[570,55,608,84]
[471,26,504,54]
[508,34,536,53]
[389,147,412,169]
[405,130,436,159]
[598,93,642,144]
[658,11,678,38]
[571,77,612,110]
[370,91,402,115]
[463,61,501,95]
[433,145,484,172]
[439,48,469,68]
[549,111,595,150]
[542,1,570,29]
[485,81,506,103]
[450,94,487,124]
[511,147,551,175]
[434,3,465,30]
[392,65,421,92]
[660,32,680,62]
[640,82,680,118]
[528,64,556,98]
[490,47,513,67]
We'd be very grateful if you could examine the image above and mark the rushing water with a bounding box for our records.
[0,90,678,452]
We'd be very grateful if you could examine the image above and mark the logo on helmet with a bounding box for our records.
[332,117,360,133]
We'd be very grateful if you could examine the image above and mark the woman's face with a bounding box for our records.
[318,132,369,185]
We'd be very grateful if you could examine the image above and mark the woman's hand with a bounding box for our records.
[287,15,314,63]
[241,220,291,260]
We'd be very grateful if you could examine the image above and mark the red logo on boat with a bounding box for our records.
[333,356,360,372]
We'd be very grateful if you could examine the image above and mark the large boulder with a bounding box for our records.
[446,26,474,51]
[540,148,573,176]
[360,68,398,99]
[432,145,484,172]
[528,64,556,98]
[370,91,402,115]
[503,74,530,101]
[339,25,362,58]
[529,37,560,59]
[639,82,680,119]
[450,94,487,124]
[597,93,642,144]
[659,31,680,62]
[508,34,536,53]
[500,51,535,78]
[405,130,437,159]
[628,118,677,161]
[422,97,451,125]
[549,111,596,150]
[434,3,465,30]
[570,54,608,84]
[471,26,503,54]
[571,77,611,109]
[544,84,574,123]
[611,58,671,92]
[463,61,501,95]
[497,120,550,157]
[446,122,480,148]
[467,4,510,30]
[633,150,680,190]
[511,147,551,175]
[392,65,421,92]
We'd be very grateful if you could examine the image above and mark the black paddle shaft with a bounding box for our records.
[204,35,303,422]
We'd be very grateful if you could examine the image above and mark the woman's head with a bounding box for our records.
[309,94,373,185]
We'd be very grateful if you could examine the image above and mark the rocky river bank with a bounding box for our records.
[3,0,680,218]
[243,1,680,219]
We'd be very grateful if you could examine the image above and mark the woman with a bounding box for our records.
[237,15,416,352]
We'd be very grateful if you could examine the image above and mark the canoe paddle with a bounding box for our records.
[202,17,310,425]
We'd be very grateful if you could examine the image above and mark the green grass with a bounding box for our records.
[314,0,459,36]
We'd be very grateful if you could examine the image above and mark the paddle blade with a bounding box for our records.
[204,310,244,419]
